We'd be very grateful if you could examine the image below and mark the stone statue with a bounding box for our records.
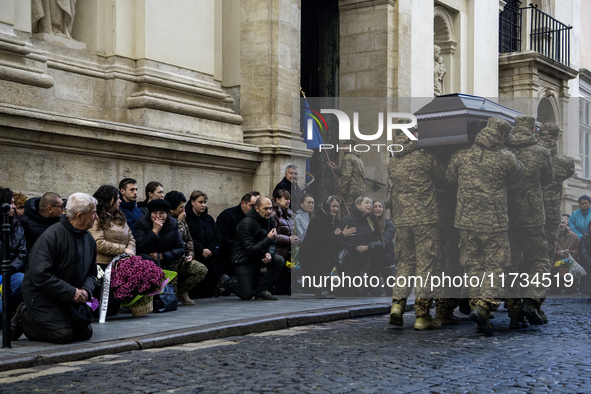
[434,45,447,96]
[32,0,78,39]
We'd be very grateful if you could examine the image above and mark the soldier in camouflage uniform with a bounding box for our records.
[435,156,461,325]
[334,140,365,212]
[534,123,574,323]
[165,191,209,306]
[537,123,575,265]
[446,117,524,336]
[505,116,554,328]
[387,132,445,330]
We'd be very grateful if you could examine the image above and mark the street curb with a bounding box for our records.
[0,302,392,372]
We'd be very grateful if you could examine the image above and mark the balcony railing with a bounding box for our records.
[499,3,572,67]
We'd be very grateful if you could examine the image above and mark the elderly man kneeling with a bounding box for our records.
[11,193,98,344]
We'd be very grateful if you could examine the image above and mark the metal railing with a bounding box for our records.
[526,4,571,66]
[499,3,572,67]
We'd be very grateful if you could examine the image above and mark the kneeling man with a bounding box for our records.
[12,193,98,344]
[219,197,283,300]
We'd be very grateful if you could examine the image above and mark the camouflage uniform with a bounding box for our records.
[446,117,524,316]
[172,217,208,294]
[337,152,365,211]
[505,116,554,318]
[435,157,460,321]
[388,134,444,318]
[537,123,575,263]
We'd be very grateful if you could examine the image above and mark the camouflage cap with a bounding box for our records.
[539,122,561,138]
[513,115,536,132]
[394,131,411,145]
[486,117,511,136]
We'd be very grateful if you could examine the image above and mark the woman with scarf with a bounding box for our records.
[298,195,355,297]
[337,195,381,296]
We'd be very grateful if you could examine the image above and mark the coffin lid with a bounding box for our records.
[414,94,523,148]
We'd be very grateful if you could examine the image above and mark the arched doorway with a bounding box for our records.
[537,97,557,124]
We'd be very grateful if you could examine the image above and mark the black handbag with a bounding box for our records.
[153,254,178,313]
[70,302,94,328]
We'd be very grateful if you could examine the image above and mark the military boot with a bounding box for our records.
[389,301,406,327]
[520,298,544,325]
[458,298,471,316]
[178,292,195,306]
[539,308,548,324]
[414,315,442,330]
[435,308,460,325]
[509,316,530,329]
[469,305,493,336]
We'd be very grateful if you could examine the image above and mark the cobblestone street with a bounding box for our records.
[0,297,589,393]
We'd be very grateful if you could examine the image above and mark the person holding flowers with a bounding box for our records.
[89,185,136,316]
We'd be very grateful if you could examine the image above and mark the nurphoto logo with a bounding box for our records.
[305,108,418,153]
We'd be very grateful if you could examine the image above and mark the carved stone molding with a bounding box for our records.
[0,33,54,88]
[339,0,396,11]
[499,51,578,97]
[0,103,259,172]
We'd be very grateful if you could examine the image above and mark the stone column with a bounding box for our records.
[240,0,308,195]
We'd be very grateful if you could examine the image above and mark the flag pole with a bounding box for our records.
[300,88,350,215]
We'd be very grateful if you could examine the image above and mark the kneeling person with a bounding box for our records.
[12,193,98,344]
[219,197,284,300]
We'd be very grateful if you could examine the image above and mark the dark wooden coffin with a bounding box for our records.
[415,94,522,148]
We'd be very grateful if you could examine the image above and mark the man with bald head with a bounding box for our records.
[217,197,284,301]
[20,192,64,250]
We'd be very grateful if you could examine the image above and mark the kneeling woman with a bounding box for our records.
[185,190,222,298]
[90,185,136,316]
[133,199,185,285]
[164,191,209,305]
[337,196,381,295]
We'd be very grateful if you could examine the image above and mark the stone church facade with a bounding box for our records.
[0,0,587,215]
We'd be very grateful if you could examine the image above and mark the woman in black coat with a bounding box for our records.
[0,188,27,316]
[133,199,184,270]
[337,196,381,295]
[298,195,355,297]
[368,200,396,295]
[185,190,222,297]
[369,200,396,270]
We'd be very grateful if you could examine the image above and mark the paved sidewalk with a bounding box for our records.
[0,295,401,372]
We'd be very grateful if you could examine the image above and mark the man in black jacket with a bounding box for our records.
[218,197,283,300]
[12,193,98,344]
[273,164,303,212]
[216,193,257,279]
[20,192,63,251]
